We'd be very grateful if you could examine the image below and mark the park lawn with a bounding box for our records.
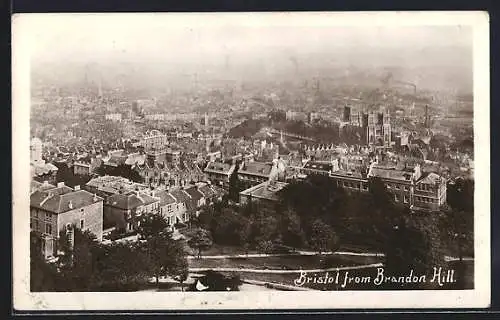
[185,243,261,256]
[188,254,382,271]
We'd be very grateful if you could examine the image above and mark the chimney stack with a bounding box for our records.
[74,185,80,191]
[57,182,65,188]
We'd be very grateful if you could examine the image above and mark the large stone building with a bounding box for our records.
[139,131,169,151]
[299,159,447,212]
[343,106,392,147]
[30,183,104,259]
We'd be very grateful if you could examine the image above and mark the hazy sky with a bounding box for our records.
[21,13,472,67]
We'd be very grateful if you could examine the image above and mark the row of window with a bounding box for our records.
[335,180,369,191]
[416,183,435,192]
[415,196,439,204]
[31,210,53,220]
[164,203,185,214]
[387,184,410,191]
[30,219,53,234]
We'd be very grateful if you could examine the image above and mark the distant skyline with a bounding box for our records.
[19,13,473,93]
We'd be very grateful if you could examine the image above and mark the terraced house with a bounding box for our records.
[104,191,160,232]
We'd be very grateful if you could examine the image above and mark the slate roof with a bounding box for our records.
[32,162,59,176]
[31,189,103,214]
[368,167,413,181]
[31,181,56,192]
[204,162,234,175]
[170,189,196,211]
[184,186,204,201]
[238,161,273,177]
[154,190,176,206]
[170,189,191,203]
[417,172,443,185]
[198,184,216,198]
[106,192,159,210]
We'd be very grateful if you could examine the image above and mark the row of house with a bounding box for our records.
[84,175,223,232]
[203,159,286,190]
[30,175,224,259]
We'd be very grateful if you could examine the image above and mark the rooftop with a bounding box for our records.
[240,181,289,202]
[170,189,192,203]
[106,191,159,210]
[31,189,103,214]
[239,161,273,177]
[417,172,444,185]
[31,181,56,192]
[184,186,204,201]
[204,162,235,175]
[368,166,413,182]
[153,190,176,206]
[198,184,216,198]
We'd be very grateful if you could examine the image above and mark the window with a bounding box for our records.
[45,223,52,235]
[394,194,398,202]
[45,212,51,220]
[394,185,399,190]
[80,219,84,229]
[403,195,408,203]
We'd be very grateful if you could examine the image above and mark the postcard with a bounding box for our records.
[12,11,490,310]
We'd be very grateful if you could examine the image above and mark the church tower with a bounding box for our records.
[382,108,391,146]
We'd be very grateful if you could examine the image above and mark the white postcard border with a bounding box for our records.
[12,11,490,310]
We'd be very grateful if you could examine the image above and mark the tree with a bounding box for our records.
[136,213,188,286]
[309,219,339,255]
[384,215,446,289]
[228,164,242,202]
[447,178,474,214]
[188,228,213,258]
[212,208,250,246]
[280,208,306,251]
[30,232,59,291]
[93,242,150,291]
[56,227,103,291]
[136,213,168,239]
[171,259,189,291]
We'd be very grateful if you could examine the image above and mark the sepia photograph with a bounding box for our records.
[12,11,490,310]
